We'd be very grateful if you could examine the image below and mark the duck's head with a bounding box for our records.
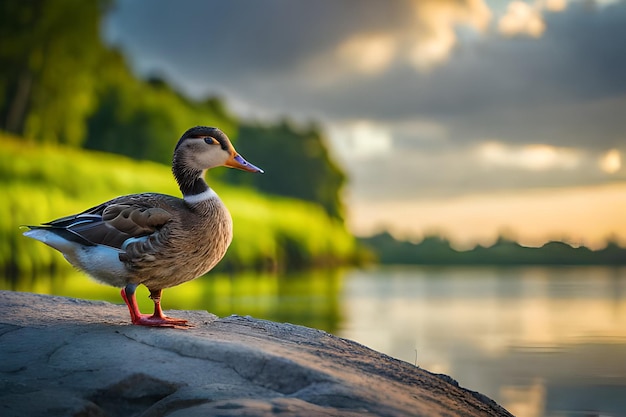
[174,126,263,173]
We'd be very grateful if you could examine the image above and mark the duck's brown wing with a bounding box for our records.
[42,200,173,250]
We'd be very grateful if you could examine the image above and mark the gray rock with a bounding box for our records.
[0,291,513,417]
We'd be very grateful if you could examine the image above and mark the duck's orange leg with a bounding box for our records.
[120,285,191,328]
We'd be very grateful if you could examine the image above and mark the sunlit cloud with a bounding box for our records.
[336,33,397,76]
[599,149,622,174]
[407,0,492,70]
[477,142,582,171]
[498,1,546,38]
[539,0,568,12]
[327,0,494,74]
[497,0,573,38]
[304,0,493,80]
[330,120,393,160]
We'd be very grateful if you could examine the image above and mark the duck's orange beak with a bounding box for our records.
[225,154,264,173]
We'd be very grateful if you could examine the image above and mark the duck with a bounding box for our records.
[23,126,263,328]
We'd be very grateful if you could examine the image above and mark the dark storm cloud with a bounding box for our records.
[108,0,626,121]
[105,0,414,85]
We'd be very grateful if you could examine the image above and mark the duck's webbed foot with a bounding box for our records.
[130,313,191,328]
[120,285,192,329]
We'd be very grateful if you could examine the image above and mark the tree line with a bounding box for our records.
[360,232,626,266]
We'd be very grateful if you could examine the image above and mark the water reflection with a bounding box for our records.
[4,266,626,416]
[0,268,343,333]
[339,266,626,417]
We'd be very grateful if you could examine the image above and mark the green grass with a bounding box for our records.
[0,133,360,276]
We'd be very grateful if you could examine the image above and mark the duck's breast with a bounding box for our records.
[128,197,233,289]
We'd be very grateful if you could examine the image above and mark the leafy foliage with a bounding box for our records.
[0,0,110,145]
[84,60,238,166]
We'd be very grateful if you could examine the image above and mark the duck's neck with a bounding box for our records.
[172,160,216,204]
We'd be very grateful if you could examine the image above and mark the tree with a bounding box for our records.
[0,0,110,145]
[84,63,238,165]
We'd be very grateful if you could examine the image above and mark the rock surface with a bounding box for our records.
[0,291,513,417]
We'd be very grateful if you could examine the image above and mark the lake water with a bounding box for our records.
[339,266,626,417]
[3,265,626,416]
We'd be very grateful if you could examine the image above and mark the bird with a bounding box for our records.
[23,126,263,328]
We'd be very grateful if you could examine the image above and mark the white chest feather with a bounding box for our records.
[183,187,219,205]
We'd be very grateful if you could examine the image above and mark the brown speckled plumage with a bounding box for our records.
[119,193,233,290]
[23,126,263,328]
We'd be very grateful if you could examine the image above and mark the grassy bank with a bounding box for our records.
[0,134,360,276]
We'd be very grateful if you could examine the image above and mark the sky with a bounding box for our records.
[104,0,626,248]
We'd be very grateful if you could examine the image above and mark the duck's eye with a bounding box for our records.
[204,137,217,145]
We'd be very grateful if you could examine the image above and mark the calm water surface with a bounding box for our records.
[339,266,626,417]
[3,266,626,416]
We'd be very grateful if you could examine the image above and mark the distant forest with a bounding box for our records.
[360,232,626,266]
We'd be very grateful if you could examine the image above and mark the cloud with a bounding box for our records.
[106,0,399,93]
[406,0,492,70]
[599,149,622,174]
[540,0,568,12]
[335,33,398,76]
[278,0,493,87]
[498,1,545,38]
[329,121,393,160]
[106,0,494,92]
[344,138,625,201]
[449,95,626,151]
[314,2,626,153]
[106,0,626,131]
[105,0,626,204]
[476,142,582,171]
